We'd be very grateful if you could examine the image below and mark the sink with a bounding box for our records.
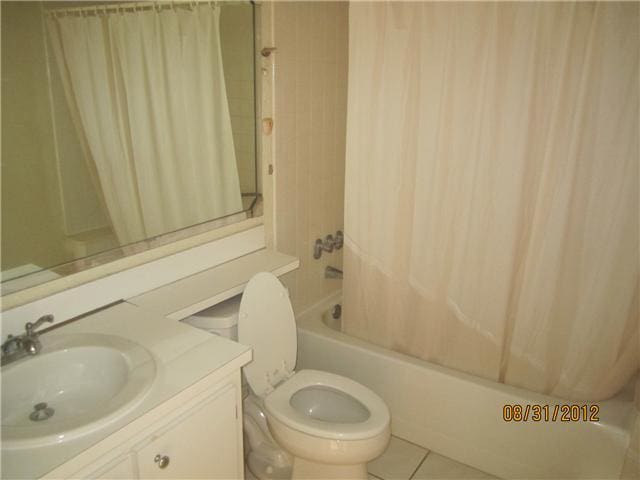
[1,333,156,449]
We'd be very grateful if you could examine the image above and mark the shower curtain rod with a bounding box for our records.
[44,0,229,17]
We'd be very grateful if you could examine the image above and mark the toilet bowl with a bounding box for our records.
[239,272,390,479]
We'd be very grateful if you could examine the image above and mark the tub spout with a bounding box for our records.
[325,266,343,279]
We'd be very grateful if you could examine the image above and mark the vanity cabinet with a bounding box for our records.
[50,373,245,480]
[135,386,238,479]
[91,454,136,479]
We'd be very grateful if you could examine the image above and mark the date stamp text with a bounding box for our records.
[502,404,599,422]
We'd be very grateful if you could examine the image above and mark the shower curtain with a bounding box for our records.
[46,4,242,244]
[343,2,639,401]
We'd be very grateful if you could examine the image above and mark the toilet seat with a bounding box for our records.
[264,369,389,441]
[238,272,297,397]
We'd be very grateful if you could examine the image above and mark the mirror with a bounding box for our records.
[1,0,260,295]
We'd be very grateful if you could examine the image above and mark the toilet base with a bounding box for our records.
[267,414,389,480]
[243,395,292,480]
[292,457,367,480]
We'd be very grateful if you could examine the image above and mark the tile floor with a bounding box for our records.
[368,436,498,480]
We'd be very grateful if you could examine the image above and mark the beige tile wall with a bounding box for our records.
[272,1,348,314]
[1,2,71,271]
[621,415,640,479]
[220,3,258,194]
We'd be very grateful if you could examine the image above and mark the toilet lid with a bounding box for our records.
[238,272,297,396]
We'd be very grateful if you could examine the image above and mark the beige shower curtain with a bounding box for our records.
[343,2,639,401]
[46,4,242,245]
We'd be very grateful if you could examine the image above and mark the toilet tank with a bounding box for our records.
[182,294,241,340]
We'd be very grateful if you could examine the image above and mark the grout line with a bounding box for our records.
[368,435,433,480]
[391,434,431,452]
[409,450,431,480]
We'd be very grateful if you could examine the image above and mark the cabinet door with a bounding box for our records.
[136,385,240,479]
[80,453,136,479]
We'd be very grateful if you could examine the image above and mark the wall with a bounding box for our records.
[1,1,115,273]
[621,381,640,479]
[0,2,70,272]
[220,3,258,195]
[621,413,640,479]
[271,2,348,314]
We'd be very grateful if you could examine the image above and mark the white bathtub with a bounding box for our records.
[296,292,638,480]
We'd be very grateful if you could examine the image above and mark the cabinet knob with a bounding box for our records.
[154,454,170,469]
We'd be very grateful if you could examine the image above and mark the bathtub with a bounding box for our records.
[296,292,638,480]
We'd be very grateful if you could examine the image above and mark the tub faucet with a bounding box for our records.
[1,314,54,366]
[325,266,343,279]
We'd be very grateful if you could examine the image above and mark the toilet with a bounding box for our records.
[238,272,390,479]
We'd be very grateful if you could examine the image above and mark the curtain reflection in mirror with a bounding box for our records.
[46,3,242,245]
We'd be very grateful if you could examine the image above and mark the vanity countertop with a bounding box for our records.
[1,301,252,479]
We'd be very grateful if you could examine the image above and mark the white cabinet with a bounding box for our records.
[56,373,244,480]
[136,386,239,479]
[90,454,136,479]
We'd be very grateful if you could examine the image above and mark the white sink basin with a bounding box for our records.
[1,333,156,449]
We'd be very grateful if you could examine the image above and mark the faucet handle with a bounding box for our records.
[25,314,54,337]
[1,334,22,355]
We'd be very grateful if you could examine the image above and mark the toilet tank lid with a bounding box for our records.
[185,294,241,329]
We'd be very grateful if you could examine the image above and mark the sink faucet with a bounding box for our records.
[1,315,54,366]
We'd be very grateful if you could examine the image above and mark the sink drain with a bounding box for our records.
[29,402,54,422]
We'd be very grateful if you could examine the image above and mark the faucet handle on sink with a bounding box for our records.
[25,314,54,337]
